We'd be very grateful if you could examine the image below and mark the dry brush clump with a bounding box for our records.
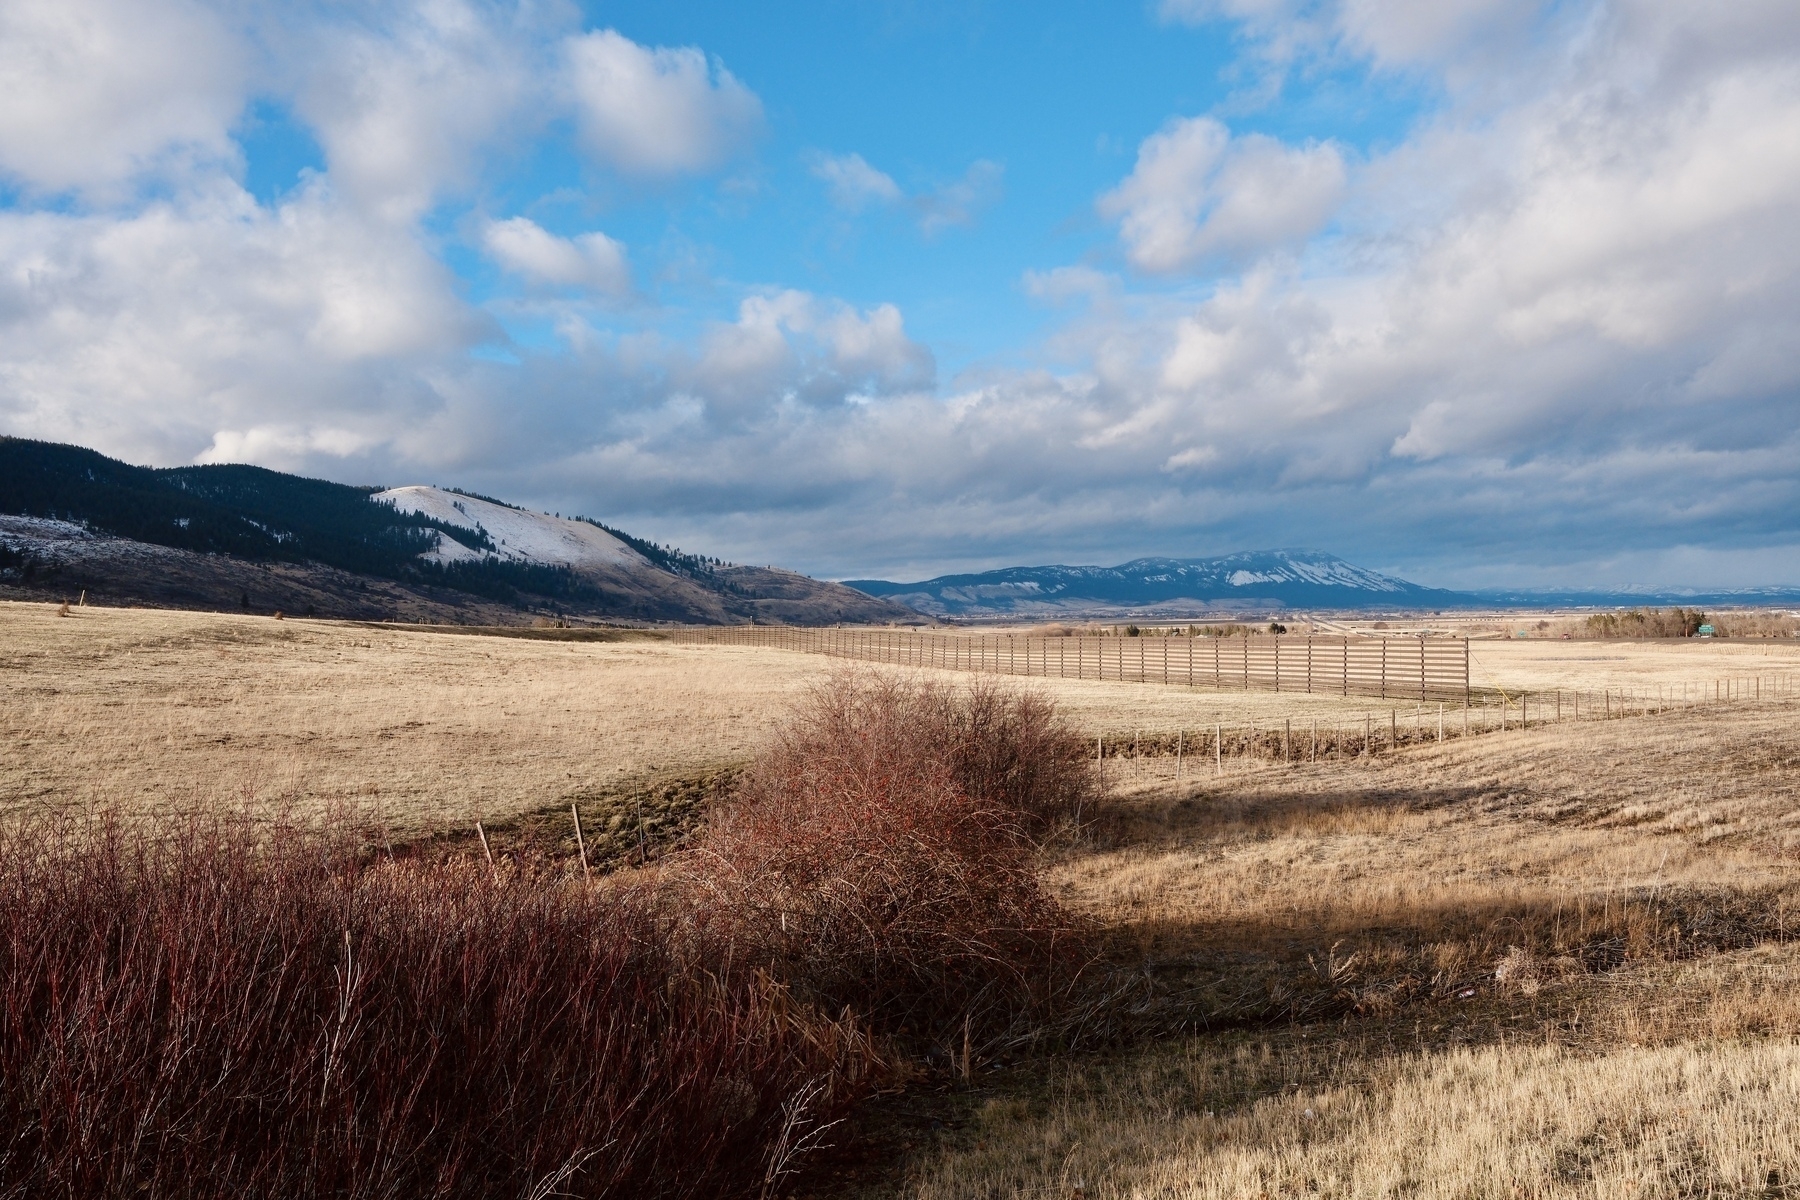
[0,812,873,1200]
[672,674,1100,1056]
[0,671,1099,1197]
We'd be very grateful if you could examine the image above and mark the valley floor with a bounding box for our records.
[6,599,1799,1196]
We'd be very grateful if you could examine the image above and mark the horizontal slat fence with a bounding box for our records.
[672,627,1471,702]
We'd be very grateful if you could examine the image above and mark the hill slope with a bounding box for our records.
[845,550,1470,616]
[0,437,912,625]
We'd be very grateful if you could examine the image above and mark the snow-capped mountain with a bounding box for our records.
[2,436,916,625]
[844,550,1470,616]
[375,486,645,569]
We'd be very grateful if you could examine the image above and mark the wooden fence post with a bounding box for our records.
[571,804,590,881]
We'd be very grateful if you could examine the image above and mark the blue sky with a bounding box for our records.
[2,0,1797,589]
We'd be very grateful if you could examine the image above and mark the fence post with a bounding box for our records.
[1381,639,1387,699]
[1418,636,1425,701]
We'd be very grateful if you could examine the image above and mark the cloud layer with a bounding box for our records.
[0,0,1796,588]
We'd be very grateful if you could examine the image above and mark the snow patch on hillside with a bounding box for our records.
[374,486,646,570]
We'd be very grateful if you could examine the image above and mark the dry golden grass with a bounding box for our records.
[856,697,1800,1200]
[9,599,1800,1197]
[1466,635,1800,693]
[899,1025,1800,1198]
[10,602,1787,838]
[1,601,1515,832]
[0,601,840,832]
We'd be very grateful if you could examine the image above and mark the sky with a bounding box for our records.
[1,0,1797,590]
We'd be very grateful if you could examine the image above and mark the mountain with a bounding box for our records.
[0,437,913,626]
[377,486,647,570]
[844,550,1472,617]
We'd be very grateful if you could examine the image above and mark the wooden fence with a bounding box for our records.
[672,626,1472,702]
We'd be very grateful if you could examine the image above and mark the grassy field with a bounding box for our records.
[6,599,1800,1196]
[5,598,1794,825]
[856,693,1800,1198]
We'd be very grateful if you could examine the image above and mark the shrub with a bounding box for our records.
[674,674,1097,1055]
[1585,608,1709,638]
[0,674,1097,1195]
[0,814,870,1200]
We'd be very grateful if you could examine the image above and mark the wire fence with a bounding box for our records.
[673,625,1800,771]
[672,626,1472,701]
[1081,671,1800,776]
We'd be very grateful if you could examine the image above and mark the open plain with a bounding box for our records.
[5,599,1800,1196]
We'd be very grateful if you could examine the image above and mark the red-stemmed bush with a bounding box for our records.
[0,814,870,1199]
[673,674,1098,1054]
[0,671,1096,1196]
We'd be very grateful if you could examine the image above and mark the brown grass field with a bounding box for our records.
[875,700,1800,1198]
[6,598,1800,1197]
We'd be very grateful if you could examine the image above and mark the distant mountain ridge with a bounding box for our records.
[845,550,1471,616]
[0,437,911,625]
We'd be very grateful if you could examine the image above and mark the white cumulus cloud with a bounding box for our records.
[810,152,903,211]
[563,29,763,176]
[1100,116,1346,273]
[482,217,630,295]
[0,0,247,195]
[810,152,1003,235]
